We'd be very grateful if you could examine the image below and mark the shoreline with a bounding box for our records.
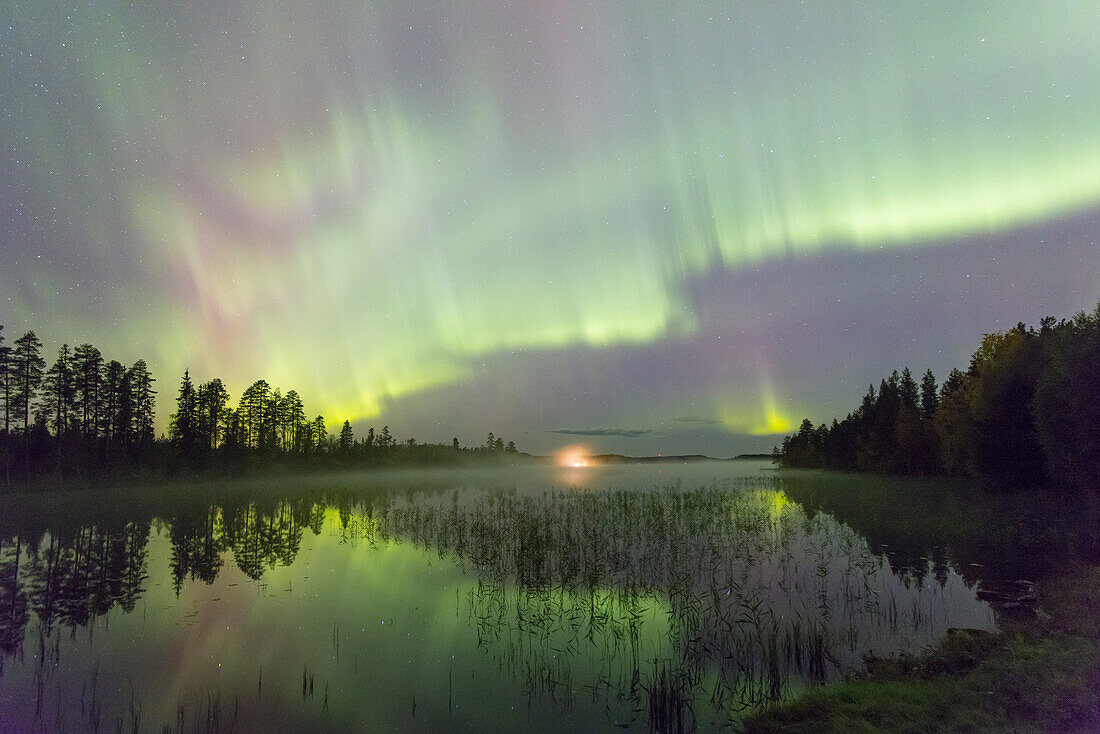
[742,565,1100,733]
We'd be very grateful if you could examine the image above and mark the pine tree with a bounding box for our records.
[128,360,156,449]
[72,343,104,438]
[100,360,127,440]
[264,388,280,450]
[282,390,305,452]
[114,364,134,448]
[11,332,45,432]
[196,379,230,450]
[41,344,75,435]
[237,380,271,449]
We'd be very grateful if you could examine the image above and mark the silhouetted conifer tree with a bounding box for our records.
[41,344,75,436]
[312,416,327,452]
[72,343,104,438]
[0,327,9,486]
[0,325,9,435]
[100,360,127,441]
[128,360,156,452]
[920,369,938,419]
[170,370,200,461]
[196,378,230,450]
[339,420,353,453]
[899,368,919,408]
[11,331,45,433]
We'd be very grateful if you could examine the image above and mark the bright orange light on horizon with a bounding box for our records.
[555,443,596,468]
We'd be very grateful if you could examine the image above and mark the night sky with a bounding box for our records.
[3,2,1098,456]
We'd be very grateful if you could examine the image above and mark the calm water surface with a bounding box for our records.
[1,461,1096,732]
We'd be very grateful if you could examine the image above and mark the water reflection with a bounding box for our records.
[355,485,992,718]
[0,470,1029,732]
[1,521,149,665]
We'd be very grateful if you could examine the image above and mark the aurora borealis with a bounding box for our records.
[3,2,1098,455]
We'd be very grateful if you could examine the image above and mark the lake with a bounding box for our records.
[1,460,1097,732]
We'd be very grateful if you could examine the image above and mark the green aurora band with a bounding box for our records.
[3,1,1099,444]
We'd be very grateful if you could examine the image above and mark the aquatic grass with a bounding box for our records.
[327,476,994,721]
[742,566,1100,733]
[0,470,1016,730]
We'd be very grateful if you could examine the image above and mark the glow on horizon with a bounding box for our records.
[556,445,595,468]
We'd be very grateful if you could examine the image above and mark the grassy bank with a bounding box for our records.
[743,566,1100,733]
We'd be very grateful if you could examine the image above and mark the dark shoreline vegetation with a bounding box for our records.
[774,302,1100,489]
[0,324,529,490]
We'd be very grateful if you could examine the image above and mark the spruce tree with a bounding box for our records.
[920,369,939,419]
[339,420,354,453]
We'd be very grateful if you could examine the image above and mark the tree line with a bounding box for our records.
[774,303,1100,488]
[167,367,522,470]
[0,326,156,484]
[0,323,523,486]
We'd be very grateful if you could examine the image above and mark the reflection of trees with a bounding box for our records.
[0,537,30,673]
[777,471,1100,592]
[168,498,323,585]
[13,520,149,642]
[224,499,316,580]
[340,482,992,722]
[0,496,328,669]
[169,505,226,591]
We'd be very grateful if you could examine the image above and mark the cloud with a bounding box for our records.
[548,427,656,438]
[674,417,723,426]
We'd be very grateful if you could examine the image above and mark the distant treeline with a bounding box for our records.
[0,324,521,487]
[166,368,521,470]
[774,303,1100,488]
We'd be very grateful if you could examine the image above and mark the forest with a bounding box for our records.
[0,325,520,487]
[775,303,1100,488]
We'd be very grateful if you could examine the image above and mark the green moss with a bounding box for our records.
[743,567,1100,733]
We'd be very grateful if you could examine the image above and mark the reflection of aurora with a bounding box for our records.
[5,2,1100,443]
[0,482,994,727]
[350,482,995,720]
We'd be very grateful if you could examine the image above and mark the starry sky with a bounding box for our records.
[3,2,1099,456]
